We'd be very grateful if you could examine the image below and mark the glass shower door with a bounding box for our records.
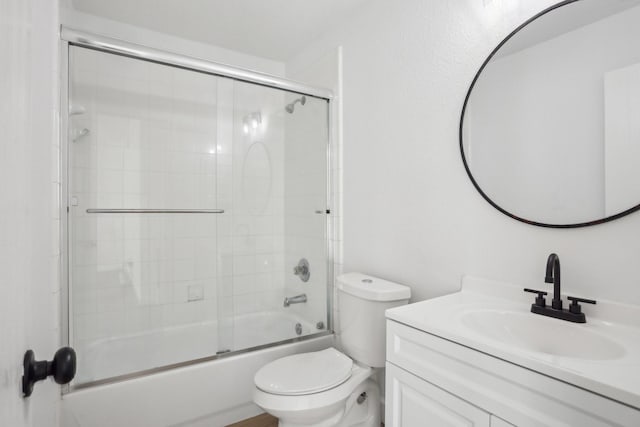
[228,81,329,351]
[68,46,229,384]
[281,89,330,341]
[67,44,330,387]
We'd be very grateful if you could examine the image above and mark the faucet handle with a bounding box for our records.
[567,296,596,304]
[567,296,596,314]
[524,288,548,307]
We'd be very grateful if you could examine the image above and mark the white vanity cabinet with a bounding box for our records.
[385,320,640,427]
[386,362,492,426]
[386,362,514,427]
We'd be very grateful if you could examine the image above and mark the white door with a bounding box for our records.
[0,1,61,426]
[386,363,491,427]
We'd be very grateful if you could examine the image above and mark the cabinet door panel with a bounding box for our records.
[386,363,491,427]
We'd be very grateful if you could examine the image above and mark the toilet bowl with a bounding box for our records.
[253,348,379,427]
[253,273,411,427]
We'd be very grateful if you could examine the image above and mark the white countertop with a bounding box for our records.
[386,276,640,410]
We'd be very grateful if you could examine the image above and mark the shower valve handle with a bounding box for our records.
[293,264,308,275]
[293,258,310,282]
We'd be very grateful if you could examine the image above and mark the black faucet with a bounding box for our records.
[545,253,563,310]
[524,253,596,323]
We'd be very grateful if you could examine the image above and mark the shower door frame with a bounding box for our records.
[59,27,335,391]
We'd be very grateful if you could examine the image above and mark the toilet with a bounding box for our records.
[253,273,411,427]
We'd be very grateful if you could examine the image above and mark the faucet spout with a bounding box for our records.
[526,253,596,323]
[545,253,562,310]
[284,294,307,307]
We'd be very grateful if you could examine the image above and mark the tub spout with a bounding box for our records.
[284,294,307,307]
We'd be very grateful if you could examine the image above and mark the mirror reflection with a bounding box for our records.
[462,0,640,226]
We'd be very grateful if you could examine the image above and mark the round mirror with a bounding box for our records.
[461,0,640,227]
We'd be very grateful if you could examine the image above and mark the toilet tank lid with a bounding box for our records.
[337,273,411,302]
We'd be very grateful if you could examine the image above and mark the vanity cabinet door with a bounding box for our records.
[386,363,491,427]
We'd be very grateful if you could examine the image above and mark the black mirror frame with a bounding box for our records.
[459,0,640,228]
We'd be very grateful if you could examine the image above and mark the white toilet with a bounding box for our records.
[253,273,411,427]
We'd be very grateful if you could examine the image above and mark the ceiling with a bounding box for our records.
[71,0,368,61]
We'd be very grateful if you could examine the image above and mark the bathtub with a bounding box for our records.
[62,312,333,426]
[74,311,321,384]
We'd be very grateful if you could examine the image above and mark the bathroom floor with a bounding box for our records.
[226,414,384,427]
[227,413,385,427]
[226,413,278,427]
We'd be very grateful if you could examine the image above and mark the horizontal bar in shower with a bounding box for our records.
[60,27,334,100]
[86,209,225,214]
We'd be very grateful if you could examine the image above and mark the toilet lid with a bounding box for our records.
[254,348,353,396]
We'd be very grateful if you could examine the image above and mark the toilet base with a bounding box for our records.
[277,379,380,427]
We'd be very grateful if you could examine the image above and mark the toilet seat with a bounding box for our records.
[253,357,373,420]
[255,348,353,396]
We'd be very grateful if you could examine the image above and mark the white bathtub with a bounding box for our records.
[62,312,333,426]
[74,311,320,384]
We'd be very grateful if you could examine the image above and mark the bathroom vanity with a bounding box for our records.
[384,277,640,427]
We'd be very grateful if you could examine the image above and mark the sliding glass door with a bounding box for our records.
[67,45,329,386]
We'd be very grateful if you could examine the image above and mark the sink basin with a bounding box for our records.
[460,310,626,360]
[386,276,640,409]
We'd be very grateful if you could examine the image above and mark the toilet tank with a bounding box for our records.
[337,273,411,367]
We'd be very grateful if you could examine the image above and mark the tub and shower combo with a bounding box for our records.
[60,28,334,426]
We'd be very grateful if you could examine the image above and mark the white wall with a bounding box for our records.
[288,0,640,306]
[0,0,61,426]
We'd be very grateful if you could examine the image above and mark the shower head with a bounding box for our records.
[285,96,306,113]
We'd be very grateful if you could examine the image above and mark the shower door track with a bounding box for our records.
[68,331,334,392]
[59,27,336,392]
[60,27,334,100]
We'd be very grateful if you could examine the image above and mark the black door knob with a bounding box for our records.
[22,347,76,397]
